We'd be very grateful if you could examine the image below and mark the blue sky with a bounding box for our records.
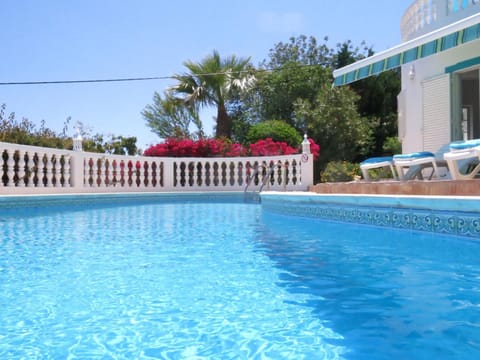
[0,0,412,150]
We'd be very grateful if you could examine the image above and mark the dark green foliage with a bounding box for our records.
[382,136,402,155]
[255,62,330,127]
[363,166,396,181]
[82,134,139,155]
[246,120,302,147]
[294,84,373,169]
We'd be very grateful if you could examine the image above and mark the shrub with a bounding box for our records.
[364,166,396,181]
[307,138,320,160]
[144,137,319,158]
[321,161,360,182]
[143,138,242,157]
[249,138,297,156]
[382,136,402,155]
[246,120,302,147]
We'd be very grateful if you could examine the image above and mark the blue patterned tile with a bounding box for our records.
[344,207,358,223]
[392,210,412,229]
[357,208,370,224]
[432,214,457,235]
[457,215,480,237]
[261,197,480,239]
[411,211,433,232]
[372,208,393,227]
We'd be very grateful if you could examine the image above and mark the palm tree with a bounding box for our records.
[170,50,255,139]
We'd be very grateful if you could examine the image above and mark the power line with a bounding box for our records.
[0,65,321,86]
[0,75,173,86]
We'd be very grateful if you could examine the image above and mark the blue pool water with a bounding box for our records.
[1,196,480,359]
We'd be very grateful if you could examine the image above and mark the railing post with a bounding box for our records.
[70,152,84,190]
[63,155,71,188]
[301,134,314,190]
[163,158,174,190]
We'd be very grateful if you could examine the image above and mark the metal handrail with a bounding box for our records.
[244,163,275,193]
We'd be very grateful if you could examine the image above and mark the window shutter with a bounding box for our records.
[422,74,451,152]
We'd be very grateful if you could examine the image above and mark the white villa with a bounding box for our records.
[333,0,480,154]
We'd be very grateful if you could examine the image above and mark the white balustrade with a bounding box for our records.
[0,141,313,194]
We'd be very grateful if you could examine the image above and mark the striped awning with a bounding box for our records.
[333,12,480,86]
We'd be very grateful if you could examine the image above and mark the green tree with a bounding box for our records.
[256,62,331,127]
[333,41,401,157]
[246,120,302,146]
[142,92,204,140]
[264,35,334,68]
[82,134,139,155]
[169,50,255,139]
[294,84,373,170]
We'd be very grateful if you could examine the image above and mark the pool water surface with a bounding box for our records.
[0,198,479,359]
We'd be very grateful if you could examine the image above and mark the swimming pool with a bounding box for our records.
[1,194,479,359]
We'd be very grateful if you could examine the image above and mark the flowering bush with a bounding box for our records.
[143,138,242,157]
[144,137,319,159]
[308,138,320,159]
[249,138,297,156]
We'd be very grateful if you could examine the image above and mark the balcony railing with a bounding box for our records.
[0,142,314,195]
[401,0,480,42]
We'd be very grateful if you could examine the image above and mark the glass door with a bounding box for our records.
[458,69,480,140]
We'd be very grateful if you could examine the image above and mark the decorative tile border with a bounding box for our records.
[0,192,248,211]
[261,193,480,239]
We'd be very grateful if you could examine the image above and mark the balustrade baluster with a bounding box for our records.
[25,152,34,187]
[54,155,62,187]
[63,156,71,187]
[6,150,15,187]
[45,154,53,187]
[236,161,243,187]
[105,159,112,187]
[17,150,26,187]
[91,158,98,188]
[144,162,150,188]
[138,161,144,188]
[190,162,196,188]
[97,159,106,188]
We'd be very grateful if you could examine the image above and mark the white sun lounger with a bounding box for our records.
[393,151,440,180]
[360,156,397,181]
[443,139,480,180]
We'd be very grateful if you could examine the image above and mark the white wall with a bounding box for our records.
[399,40,480,153]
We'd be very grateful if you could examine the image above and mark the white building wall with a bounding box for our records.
[399,40,480,153]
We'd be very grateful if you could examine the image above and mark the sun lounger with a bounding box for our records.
[443,139,480,180]
[393,151,441,180]
[360,156,397,181]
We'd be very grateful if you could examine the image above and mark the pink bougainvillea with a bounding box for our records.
[248,138,297,157]
[144,137,320,159]
[308,138,320,160]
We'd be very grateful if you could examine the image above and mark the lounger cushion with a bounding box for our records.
[449,139,480,150]
[360,156,393,165]
[393,151,434,160]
